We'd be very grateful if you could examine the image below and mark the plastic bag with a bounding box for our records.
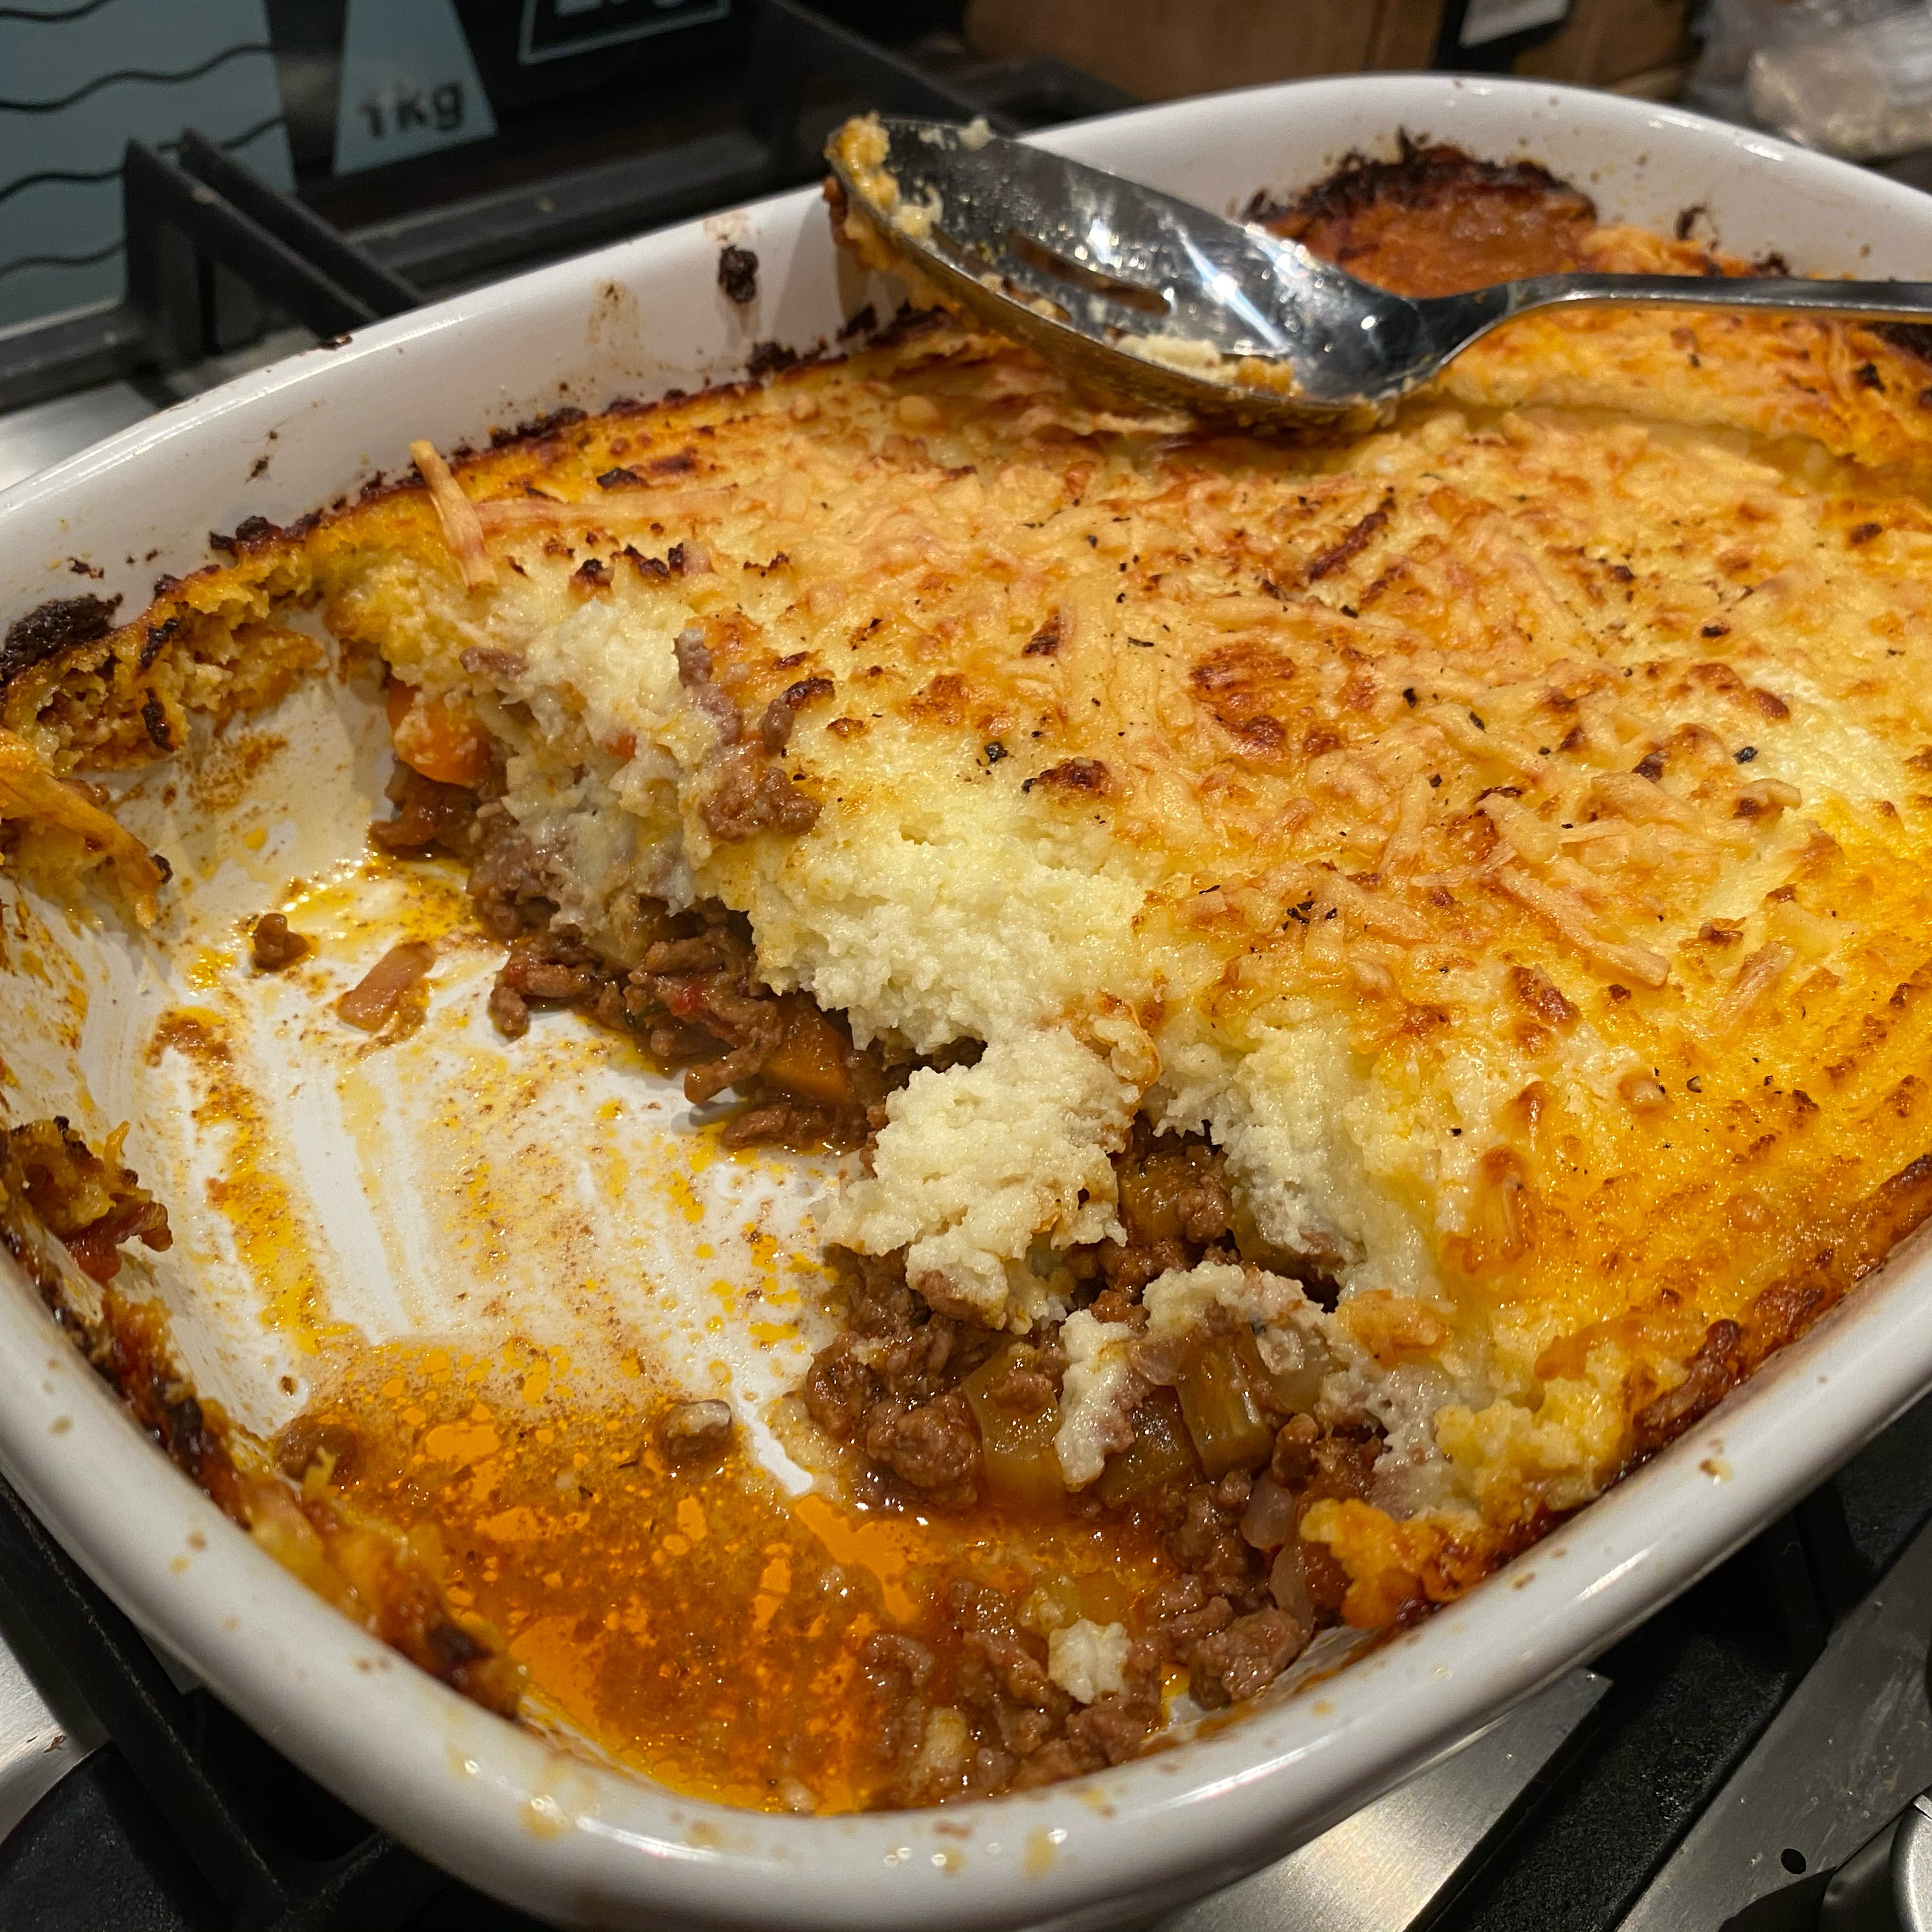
[1690,0,1932,159]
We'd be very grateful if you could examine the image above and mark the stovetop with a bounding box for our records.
[6,7,1932,1927]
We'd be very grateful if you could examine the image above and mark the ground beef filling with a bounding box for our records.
[371,765,884,1150]
[7,1117,173,1283]
[848,1423,1373,1803]
[799,1126,1376,1799]
[806,1318,1004,1507]
[373,753,1374,1797]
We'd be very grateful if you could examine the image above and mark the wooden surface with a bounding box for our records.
[1515,0,1694,86]
[963,0,1691,98]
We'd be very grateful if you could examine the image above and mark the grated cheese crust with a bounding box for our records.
[12,214,1932,1628]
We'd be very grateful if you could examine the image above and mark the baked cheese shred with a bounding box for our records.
[0,727,166,923]
[409,437,497,591]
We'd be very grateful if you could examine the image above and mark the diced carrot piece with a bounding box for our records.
[387,684,492,787]
[761,1005,855,1105]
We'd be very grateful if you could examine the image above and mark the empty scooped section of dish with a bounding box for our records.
[2,660,1259,1812]
[8,662,845,1464]
[0,664,969,1796]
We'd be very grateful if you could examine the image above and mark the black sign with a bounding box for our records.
[519,0,730,65]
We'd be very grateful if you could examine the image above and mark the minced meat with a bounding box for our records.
[364,731,1362,1789]
[796,1236,1372,1797]
[7,1117,172,1283]
[366,776,881,1150]
[368,762,486,861]
[249,912,310,970]
[699,741,821,841]
[1187,1606,1310,1708]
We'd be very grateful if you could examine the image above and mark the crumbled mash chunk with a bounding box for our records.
[827,1028,1133,1323]
[1048,1618,1131,1704]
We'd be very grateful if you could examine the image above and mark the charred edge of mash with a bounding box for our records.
[0,314,953,773]
[1242,132,1596,232]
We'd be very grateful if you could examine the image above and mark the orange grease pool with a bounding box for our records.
[302,1347,1174,1811]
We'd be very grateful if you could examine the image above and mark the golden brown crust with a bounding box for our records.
[1257,141,1932,483]
[0,728,169,921]
[1256,137,1598,295]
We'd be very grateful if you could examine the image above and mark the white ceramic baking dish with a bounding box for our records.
[6,72,1932,1932]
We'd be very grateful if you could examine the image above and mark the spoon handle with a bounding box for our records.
[1410,272,1932,381]
[1490,272,1932,329]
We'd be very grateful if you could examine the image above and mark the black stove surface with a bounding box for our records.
[1441,1394,1932,1932]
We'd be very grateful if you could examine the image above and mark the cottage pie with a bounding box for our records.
[6,137,1932,1807]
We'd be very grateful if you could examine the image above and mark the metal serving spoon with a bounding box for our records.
[826,115,1932,431]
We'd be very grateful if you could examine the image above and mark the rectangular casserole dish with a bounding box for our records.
[5,72,1932,1931]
